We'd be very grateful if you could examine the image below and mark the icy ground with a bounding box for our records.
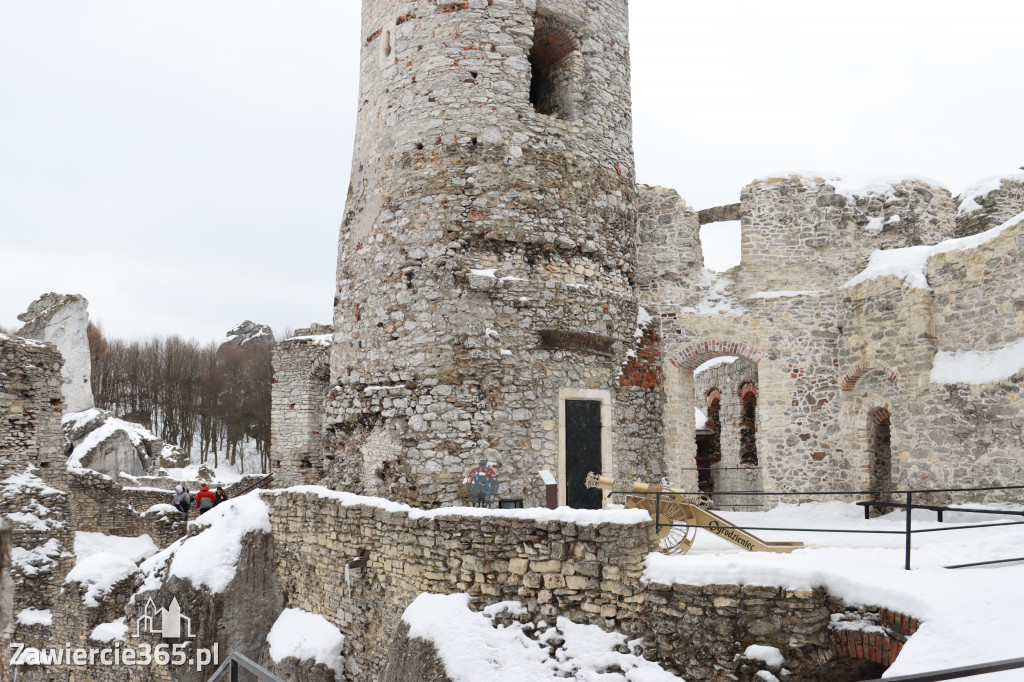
[644,501,1024,680]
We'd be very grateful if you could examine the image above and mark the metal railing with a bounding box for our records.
[232,473,274,498]
[863,656,1024,681]
[619,484,1024,570]
[206,652,283,682]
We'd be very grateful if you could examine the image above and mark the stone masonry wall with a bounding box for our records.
[954,175,1024,238]
[324,0,664,509]
[265,489,917,681]
[1,333,66,478]
[265,489,654,679]
[270,326,332,487]
[638,173,1024,503]
[735,175,956,296]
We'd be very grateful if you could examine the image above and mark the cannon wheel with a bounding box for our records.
[625,496,698,555]
[654,500,698,554]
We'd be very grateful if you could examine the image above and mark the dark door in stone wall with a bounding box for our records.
[565,400,603,509]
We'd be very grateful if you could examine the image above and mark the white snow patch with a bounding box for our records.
[75,531,157,563]
[16,608,52,627]
[402,593,682,681]
[90,617,128,643]
[956,173,1024,215]
[757,172,947,200]
[266,609,345,675]
[745,291,821,300]
[469,268,498,278]
[931,337,1024,385]
[695,407,708,431]
[743,644,784,668]
[286,333,332,346]
[694,356,738,374]
[845,210,1024,289]
[485,328,499,339]
[681,270,744,316]
[1,467,64,498]
[65,553,140,607]
[12,538,63,576]
[755,672,780,682]
[864,217,884,232]
[168,493,272,593]
[268,486,651,526]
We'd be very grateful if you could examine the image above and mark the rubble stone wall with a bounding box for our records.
[271,331,331,486]
[265,489,653,679]
[640,174,1024,502]
[0,334,66,478]
[66,469,185,548]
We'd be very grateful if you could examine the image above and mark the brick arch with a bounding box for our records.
[840,361,899,392]
[669,340,764,372]
[737,379,758,401]
[531,17,580,69]
[705,387,722,405]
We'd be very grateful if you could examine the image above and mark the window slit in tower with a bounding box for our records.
[528,18,580,119]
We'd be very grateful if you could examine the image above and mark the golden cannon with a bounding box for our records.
[587,474,803,555]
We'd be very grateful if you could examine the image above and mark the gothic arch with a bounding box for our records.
[840,361,899,392]
[669,340,764,372]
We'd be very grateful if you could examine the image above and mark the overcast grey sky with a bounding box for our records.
[2,0,1022,342]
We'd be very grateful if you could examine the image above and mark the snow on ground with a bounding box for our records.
[931,336,1024,385]
[75,531,157,563]
[269,486,651,526]
[266,608,345,676]
[65,553,140,607]
[643,501,1024,679]
[167,492,271,592]
[844,209,1024,290]
[402,594,681,682]
[158,463,246,484]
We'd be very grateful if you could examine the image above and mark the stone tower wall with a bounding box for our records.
[271,330,332,486]
[0,333,66,478]
[736,176,957,296]
[326,0,664,507]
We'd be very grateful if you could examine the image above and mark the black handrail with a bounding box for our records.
[862,656,1024,681]
[206,652,284,682]
[232,473,274,498]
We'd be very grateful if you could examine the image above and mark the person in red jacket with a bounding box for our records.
[195,484,217,515]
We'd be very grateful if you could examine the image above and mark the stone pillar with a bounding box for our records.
[16,292,94,413]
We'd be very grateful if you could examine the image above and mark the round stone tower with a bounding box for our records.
[325,0,665,507]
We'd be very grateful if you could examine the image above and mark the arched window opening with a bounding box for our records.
[696,393,722,493]
[739,389,758,466]
[528,18,580,119]
[870,408,892,499]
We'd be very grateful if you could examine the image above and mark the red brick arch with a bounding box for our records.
[737,379,758,401]
[831,608,920,668]
[840,361,899,392]
[669,340,764,372]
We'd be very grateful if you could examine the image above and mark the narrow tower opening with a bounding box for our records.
[870,408,892,500]
[528,17,580,119]
[739,381,758,466]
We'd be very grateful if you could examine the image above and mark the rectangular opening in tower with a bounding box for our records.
[565,400,603,509]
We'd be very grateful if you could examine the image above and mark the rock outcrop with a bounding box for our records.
[222,320,274,348]
[17,292,94,413]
